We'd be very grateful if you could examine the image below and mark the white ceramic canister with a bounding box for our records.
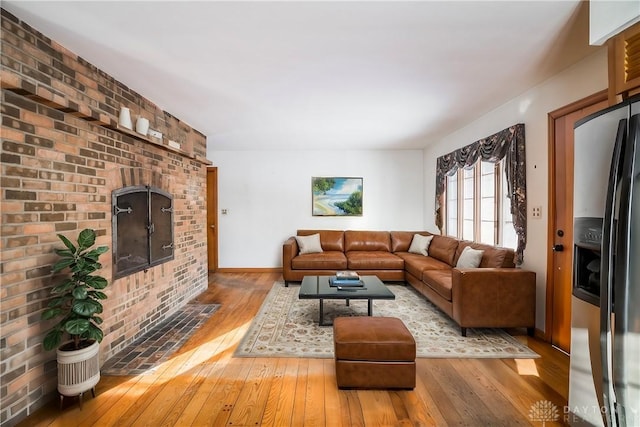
[136,117,149,136]
[119,107,132,130]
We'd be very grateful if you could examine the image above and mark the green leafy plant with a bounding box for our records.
[42,229,109,351]
[312,177,336,194]
[335,190,362,215]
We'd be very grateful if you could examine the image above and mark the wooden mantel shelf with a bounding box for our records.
[113,124,162,146]
[111,125,213,165]
[1,81,212,166]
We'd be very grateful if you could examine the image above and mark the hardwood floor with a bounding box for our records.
[19,272,569,426]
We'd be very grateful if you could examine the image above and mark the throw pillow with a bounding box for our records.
[295,234,323,255]
[408,234,434,256]
[456,246,484,268]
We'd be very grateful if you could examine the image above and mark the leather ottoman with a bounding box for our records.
[333,316,416,389]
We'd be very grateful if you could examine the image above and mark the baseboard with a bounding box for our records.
[214,267,282,273]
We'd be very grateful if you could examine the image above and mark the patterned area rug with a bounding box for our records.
[235,281,539,359]
[102,303,220,375]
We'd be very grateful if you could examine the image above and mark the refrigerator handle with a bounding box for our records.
[610,112,639,426]
[600,117,627,426]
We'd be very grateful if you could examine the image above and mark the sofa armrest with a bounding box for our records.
[451,268,536,331]
[282,237,298,285]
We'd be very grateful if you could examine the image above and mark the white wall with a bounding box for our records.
[422,49,608,331]
[208,49,608,331]
[209,150,425,268]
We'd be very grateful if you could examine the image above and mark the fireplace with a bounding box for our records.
[112,186,174,278]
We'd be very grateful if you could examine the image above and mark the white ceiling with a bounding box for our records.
[3,1,599,151]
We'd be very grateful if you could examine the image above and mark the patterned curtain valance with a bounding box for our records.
[435,123,527,264]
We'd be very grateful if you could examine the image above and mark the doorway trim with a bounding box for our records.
[207,166,218,272]
[545,90,607,342]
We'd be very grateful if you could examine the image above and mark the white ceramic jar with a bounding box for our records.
[136,117,150,136]
[118,107,132,129]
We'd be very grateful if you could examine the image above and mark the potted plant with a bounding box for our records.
[41,228,109,404]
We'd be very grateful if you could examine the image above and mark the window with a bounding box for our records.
[435,123,526,262]
[445,173,457,237]
[112,186,174,279]
[500,168,518,249]
[462,167,474,241]
[444,160,516,248]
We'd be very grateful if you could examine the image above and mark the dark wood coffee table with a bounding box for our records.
[298,275,395,326]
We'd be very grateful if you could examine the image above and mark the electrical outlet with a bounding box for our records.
[148,129,163,139]
[532,206,542,219]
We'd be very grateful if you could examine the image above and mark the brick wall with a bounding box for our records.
[0,9,210,426]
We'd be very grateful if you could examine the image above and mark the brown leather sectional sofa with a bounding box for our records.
[282,229,536,336]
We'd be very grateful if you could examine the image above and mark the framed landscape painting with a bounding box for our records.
[312,177,363,216]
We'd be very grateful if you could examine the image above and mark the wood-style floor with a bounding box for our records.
[19,272,569,426]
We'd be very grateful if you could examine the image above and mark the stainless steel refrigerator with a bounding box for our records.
[569,97,640,426]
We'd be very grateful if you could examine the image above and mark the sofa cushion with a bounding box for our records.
[408,234,433,256]
[291,251,347,270]
[396,253,451,278]
[347,251,404,270]
[345,230,391,252]
[298,229,345,252]
[454,241,514,268]
[390,231,432,252]
[422,270,453,301]
[455,246,484,268]
[427,235,459,266]
[295,233,323,254]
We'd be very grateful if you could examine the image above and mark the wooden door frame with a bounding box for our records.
[207,166,218,272]
[545,90,607,342]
